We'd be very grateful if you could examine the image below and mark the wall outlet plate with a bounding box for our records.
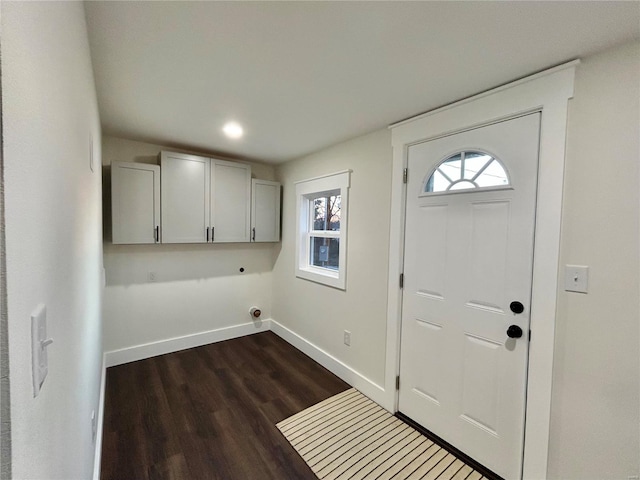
[564,265,589,293]
[343,330,351,346]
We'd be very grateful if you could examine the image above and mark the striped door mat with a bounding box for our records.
[277,388,488,480]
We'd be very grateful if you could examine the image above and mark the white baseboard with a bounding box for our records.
[103,318,388,410]
[269,319,387,409]
[104,319,271,367]
[93,354,107,480]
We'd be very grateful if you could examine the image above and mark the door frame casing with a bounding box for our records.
[385,61,578,480]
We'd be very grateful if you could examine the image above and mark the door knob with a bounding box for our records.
[510,301,524,314]
[507,325,523,338]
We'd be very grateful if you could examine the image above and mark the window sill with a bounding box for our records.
[296,266,345,290]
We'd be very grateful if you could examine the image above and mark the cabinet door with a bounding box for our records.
[161,152,210,243]
[210,159,251,242]
[111,162,160,244]
[251,179,281,242]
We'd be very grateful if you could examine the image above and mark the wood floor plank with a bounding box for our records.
[278,388,357,429]
[101,331,349,480]
[103,332,496,480]
[147,453,191,480]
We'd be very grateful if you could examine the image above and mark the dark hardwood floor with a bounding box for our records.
[101,332,350,480]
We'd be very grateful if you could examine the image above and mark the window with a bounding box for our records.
[295,171,350,289]
[425,150,510,194]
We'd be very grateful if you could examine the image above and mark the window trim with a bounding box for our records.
[295,170,351,290]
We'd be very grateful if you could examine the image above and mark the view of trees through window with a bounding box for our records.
[310,194,341,270]
[312,195,341,230]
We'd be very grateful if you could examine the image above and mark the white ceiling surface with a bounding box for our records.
[85,1,639,164]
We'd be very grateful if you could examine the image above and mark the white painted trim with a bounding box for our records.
[386,61,578,480]
[92,354,107,480]
[389,59,580,129]
[269,319,386,408]
[294,169,353,185]
[104,320,271,367]
[295,171,350,290]
[102,317,387,410]
[102,318,387,415]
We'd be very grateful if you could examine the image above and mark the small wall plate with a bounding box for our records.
[564,265,589,293]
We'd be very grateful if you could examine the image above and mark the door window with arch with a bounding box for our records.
[424,150,510,194]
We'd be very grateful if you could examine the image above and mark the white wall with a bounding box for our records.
[2,2,103,479]
[272,129,392,389]
[270,42,639,479]
[548,41,640,480]
[102,136,277,354]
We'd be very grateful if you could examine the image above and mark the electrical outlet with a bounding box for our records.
[343,330,351,346]
[148,271,157,283]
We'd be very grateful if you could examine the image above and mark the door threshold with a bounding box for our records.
[395,412,504,480]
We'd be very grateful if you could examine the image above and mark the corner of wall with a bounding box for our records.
[268,319,389,409]
[92,354,107,480]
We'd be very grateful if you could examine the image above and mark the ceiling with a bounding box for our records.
[85,1,639,164]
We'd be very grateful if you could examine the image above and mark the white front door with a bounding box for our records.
[398,113,540,479]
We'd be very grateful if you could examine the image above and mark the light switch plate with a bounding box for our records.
[31,304,49,397]
[564,265,589,293]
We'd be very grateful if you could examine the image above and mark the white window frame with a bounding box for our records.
[295,170,351,290]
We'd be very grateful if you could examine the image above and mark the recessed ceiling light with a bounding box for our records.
[223,122,243,139]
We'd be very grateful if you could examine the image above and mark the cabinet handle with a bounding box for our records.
[155,226,159,243]
[212,227,215,242]
[206,227,210,242]
[252,227,256,242]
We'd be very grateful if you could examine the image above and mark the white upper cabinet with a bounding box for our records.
[251,179,281,242]
[210,159,251,243]
[160,151,210,243]
[159,151,252,244]
[111,161,160,244]
[115,151,275,245]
